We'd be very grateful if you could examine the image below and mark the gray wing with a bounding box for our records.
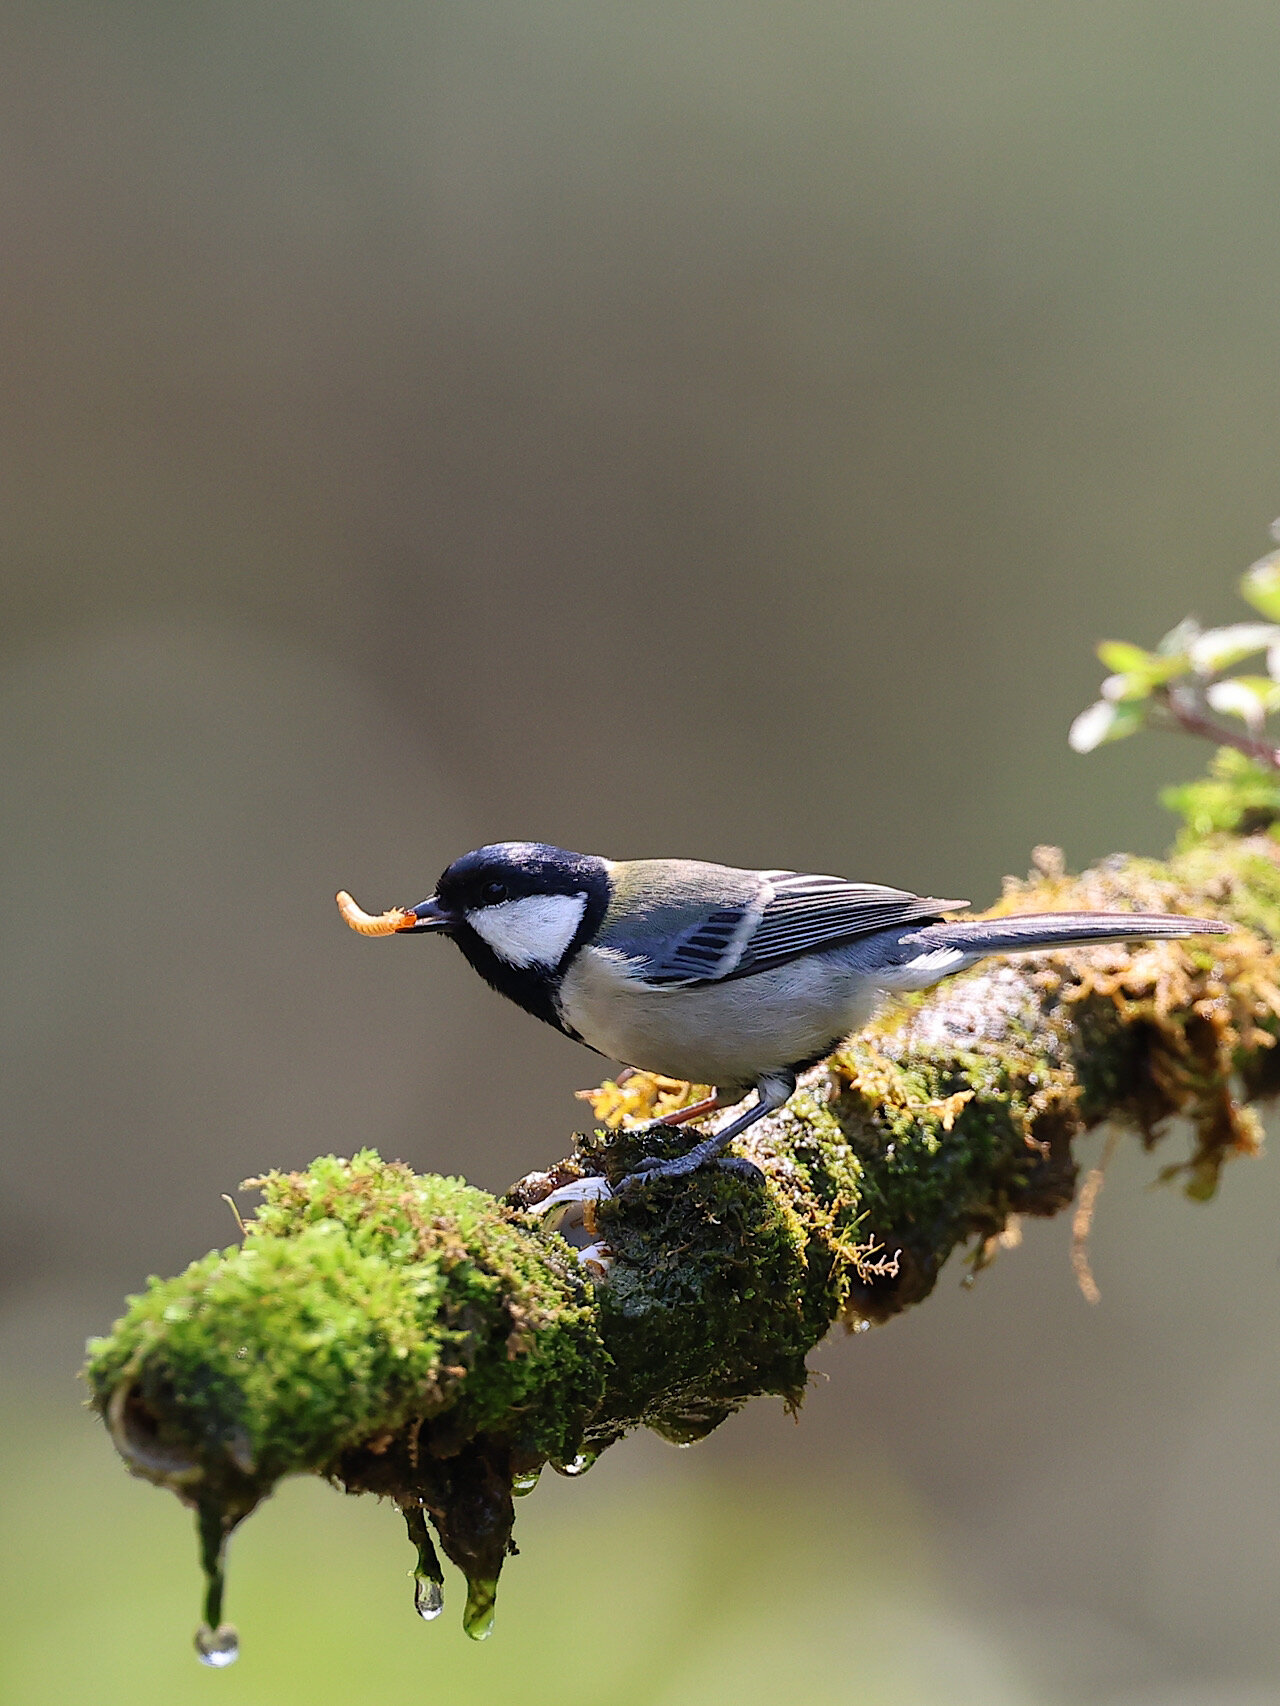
[640,870,967,986]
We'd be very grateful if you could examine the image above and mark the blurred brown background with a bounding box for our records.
[4,5,1280,1703]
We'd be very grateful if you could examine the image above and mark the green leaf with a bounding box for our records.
[1188,622,1280,674]
[1205,678,1268,730]
[1148,653,1191,684]
[1096,640,1188,687]
[1240,551,1280,620]
[1228,674,1280,703]
[1096,640,1154,673]
[1100,672,1152,704]
[1068,698,1145,753]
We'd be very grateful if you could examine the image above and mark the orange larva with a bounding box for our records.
[335,890,415,937]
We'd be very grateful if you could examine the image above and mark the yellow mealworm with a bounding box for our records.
[335,890,415,936]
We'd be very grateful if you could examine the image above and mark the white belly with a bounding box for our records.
[556,944,880,1092]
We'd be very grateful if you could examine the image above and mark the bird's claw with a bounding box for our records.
[616,1153,765,1194]
[617,1156,675,1192]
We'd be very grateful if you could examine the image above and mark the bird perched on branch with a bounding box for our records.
[337,842,1227,1191]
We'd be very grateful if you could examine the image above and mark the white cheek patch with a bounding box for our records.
[466,892,588,969]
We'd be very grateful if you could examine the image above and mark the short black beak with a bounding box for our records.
[400,896,455,934]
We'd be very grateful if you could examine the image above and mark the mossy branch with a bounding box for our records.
[85,829,1280,1645]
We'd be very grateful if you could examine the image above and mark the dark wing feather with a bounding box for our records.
[640,870,966,986]
[734,872,966,978]
[643,906,755,983]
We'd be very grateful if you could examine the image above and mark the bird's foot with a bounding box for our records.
[617,1151,764,1193]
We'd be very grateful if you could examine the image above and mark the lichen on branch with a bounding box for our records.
[85,822,1280,1643]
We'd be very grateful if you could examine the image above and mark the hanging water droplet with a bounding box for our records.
[511,1466,542,1497]
[554,1451,596,1477]
[194,1622,240,1667]
[413,1574,444,1620]
[402,1504,445,1626]
[195,1498,238,1667]
[462,1577,497,1642]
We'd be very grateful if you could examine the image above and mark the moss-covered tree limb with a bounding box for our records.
[85,830,1280,1645]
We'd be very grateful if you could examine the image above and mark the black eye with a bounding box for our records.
[482,880,508,904]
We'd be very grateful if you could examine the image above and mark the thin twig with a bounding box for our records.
[1158,684,1280,772]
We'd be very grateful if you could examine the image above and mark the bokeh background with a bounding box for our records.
[4,5,1280,1702]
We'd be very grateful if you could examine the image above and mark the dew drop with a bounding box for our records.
[462,1577,498,1642]
[194,1622,240,1667]
[511,1467,542,1497]
[403,1504,445,1626]
[413,1574,444,1621]
[195,1498,238,1667]
[554,1451,596,1478]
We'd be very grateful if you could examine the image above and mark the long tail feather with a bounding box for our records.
[909,912,1227,956]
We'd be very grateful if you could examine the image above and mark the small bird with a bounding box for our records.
[337,843,1227,1190]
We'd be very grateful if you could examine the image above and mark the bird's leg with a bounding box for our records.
[619,1071,796,1191]
[657,1092,726,1127]
[613,1089,732,1144]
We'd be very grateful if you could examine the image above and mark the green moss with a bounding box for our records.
[1169,836,1280,944]
[767,1090,869,1318]
[86,1151,607,1501]
[592,1163,815,1440]
[1163,747,1280,843]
